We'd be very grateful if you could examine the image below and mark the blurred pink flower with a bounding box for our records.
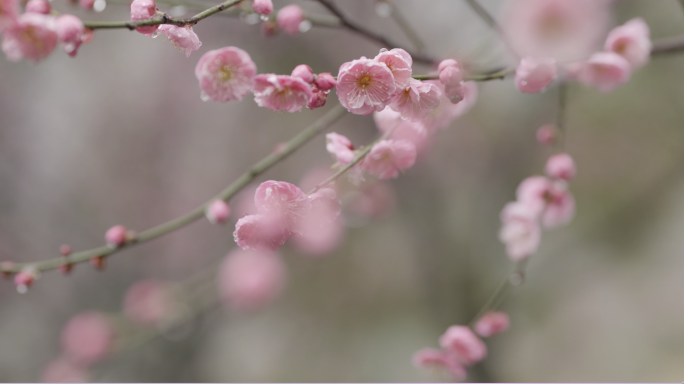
[337,57,396,115]
[474,311,510,338]
[421,81,478,133]
[276,4,303,36]
[253,74,313,113]
[158,24,201,57]
[438,59,463,86]
[205,200,231,225]
[195,46,257,103]
[515,57,557,93]
[123,279,174,326]
[499,201,542,261]
[574,51,632,93]
[252,0,272,16]
[545,153,576,181]
[25,0,50,14]
[233,213,290,252]
[0,0,19,30]
[218,249,286,311]
[536,124,557,146]
[292,188,344,256]
[60,312,114,365]
[362,139,417,180]
[40,357,89,383]
[130,0,158,36]
[326,132,355,165]
[541,181,575,228]
[412,348,467,380]
[389,78,442,121]
[291,64,314,83]
[374,47,413,90]
[254,180,311,234]
[55,15,85,57]
[373,107,430,153]
[79,0,94,10]
[1,13,57,62]
[439,325,487,365]
[605,17,651,69]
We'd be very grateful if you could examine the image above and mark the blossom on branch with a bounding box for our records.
[515,57,557,93]
[130,0,159,36]
[252,74,313,112]
[158,24,201,57]
[362,139,417,180]
[605,17,652,69]
[276,4,304,36]
[195,46,257,103]
[337,57,396,115]
[55,15,85,57]
[389,78,441,121]
[1,13,57,62]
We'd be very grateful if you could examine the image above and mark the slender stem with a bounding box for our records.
[315,0,434,65]
[556,83,568,151]
[388,2,425,52]
[463,0,519,60]
[651,35,684,55]
[83,0,244,29]
[4,105,346,274]
[467,260,527,327]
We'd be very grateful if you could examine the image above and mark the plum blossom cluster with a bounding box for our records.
[0,0,88,62]
[130,0,201,57]
[499,152,576,261]
[413,312,510,380]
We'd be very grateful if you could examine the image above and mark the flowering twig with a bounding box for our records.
[3,104,346,275]
[467,260,527,328]
[315,0,435,65]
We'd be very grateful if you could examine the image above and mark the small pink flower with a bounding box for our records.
[253,74,313,113]
[158,24,201,57]
[233,214,290,252]
[14,268,36,290]
[412,348,468,380]
[254,180,311,234]
[574,52,632,93]
[374,48,413,90]
[105,225,127,248]
[25,0,50,14]
[205,200,231,224]
[536,124,557,145]
[474,311,510,338]
[314,72,337,91]
[61,312,114,365]
[439,325,487,365]
[438,59,463,86]
[326,132,355,165]
[545,153,576,181]
[605,17,651,69]
[0,0,19,30]
[337,57,396,115]
[292,188,343,255]
[421,81,478,133]
[40,358,90,383]
[515,57,557,93]
[542,181,575,228]
[79,0,94,10]
[363,139,417,180]
[218,248,286,311]
[1,13,57,63]
[123,279,174,326]
[499,201,542,261]
[252,0,273,16]
[516,175,553,216]
[276,4,304,36]
[389,78,441,121]
[291,64,314,83]
[307,86,328,110]
[56,15,85,57]
[195,46,257,103]
[130,0,158,36]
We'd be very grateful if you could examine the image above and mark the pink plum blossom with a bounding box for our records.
[158,24,201,57]
[252,74,313,113]
[605,18,651,69]
[25,0,50,14]
[291,64,314,83]
[307,86,328,110]
[233,213,290,252]
[421,81,478,133]
[276,4,304,36]
[218,248,286,311]
[362,139,417,180]
[61,312,114,365]
[195,46,257,103]
[389,78,442,121]
[545,153,576,181]
[412,348,467,380]
[337,57,396,115]
[438,59,463,86]
[254,180,311,234]
[1,13,57,63]
[536,124,557,145]
[79,0,94,10]
[574,52,632,93]
[130,0,158,36]
[541,181,575,228]
[251,0,272,16]
[0,0,19,30]
[374,47,413,90]
[326,132,355,165]
[55,15,85,57]
[105,225,127,248]
[516,175,554,216]
[515,57,557,93]
[205,199,231,224]
[373,107,430,153]
[40,358,90,383]
[439,325,487,365]
[314,72,337,91]
[474,311,510,338]
[123,279,174,326]
[499,201,542,261]
[292,188,344,255]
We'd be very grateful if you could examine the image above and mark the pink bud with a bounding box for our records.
[545,153,576,181]
[515,57,557,93]
[60,244,72,256]
[14,268,36,291]
[291,64,314,83]
[58,262,74,275]
[605,17,651,69]
[276,4,304,36]
[474,311,510,338]
[105,225,127,248]
[56,14,85,57]
[205,200,231,225]
[307,87,328,110]
[61,311,114,364]
[123,279,174,326]
[130,0,159,36]
[314,72,337,91]
[438,59,463,87]
[79,0,95,10]
[575,52,631,93]
[536,124,557,145]
[252,0,273,16]
[218,249,286,311]
[444,83,465,104]
[90,255,106,270]
[439,325,487,365]
[25,0,51,14]
[438,58,460,73]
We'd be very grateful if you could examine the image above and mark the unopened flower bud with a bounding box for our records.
[291,64,314,84]
[91,255,106,270]
[25,0,51,14]
[545,153,576,181]
[536,124,557,145]
[276,4,303,36]
[252,0,273,16]
[314,72,337,91]
[105,225,127,248]
[206,200,231,225]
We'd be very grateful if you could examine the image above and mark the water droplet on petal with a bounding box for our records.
[200,91,210,102]
[298,20,312,33]
[93,0,106,12]
[64,42,75,53]
[374,1,392,17]
[379,48,388,53]
[151,31,159,38]
[259,14,269,21]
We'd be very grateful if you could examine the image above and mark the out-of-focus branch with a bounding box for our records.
[467,260,527,327]
[3,104,347,275]
[651,35,684,55]
[315,0,435,65]
[412,66,515,82]
[387,1,426,52]
[463,0,519,60]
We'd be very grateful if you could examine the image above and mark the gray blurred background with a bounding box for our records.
[1,0,684,381]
